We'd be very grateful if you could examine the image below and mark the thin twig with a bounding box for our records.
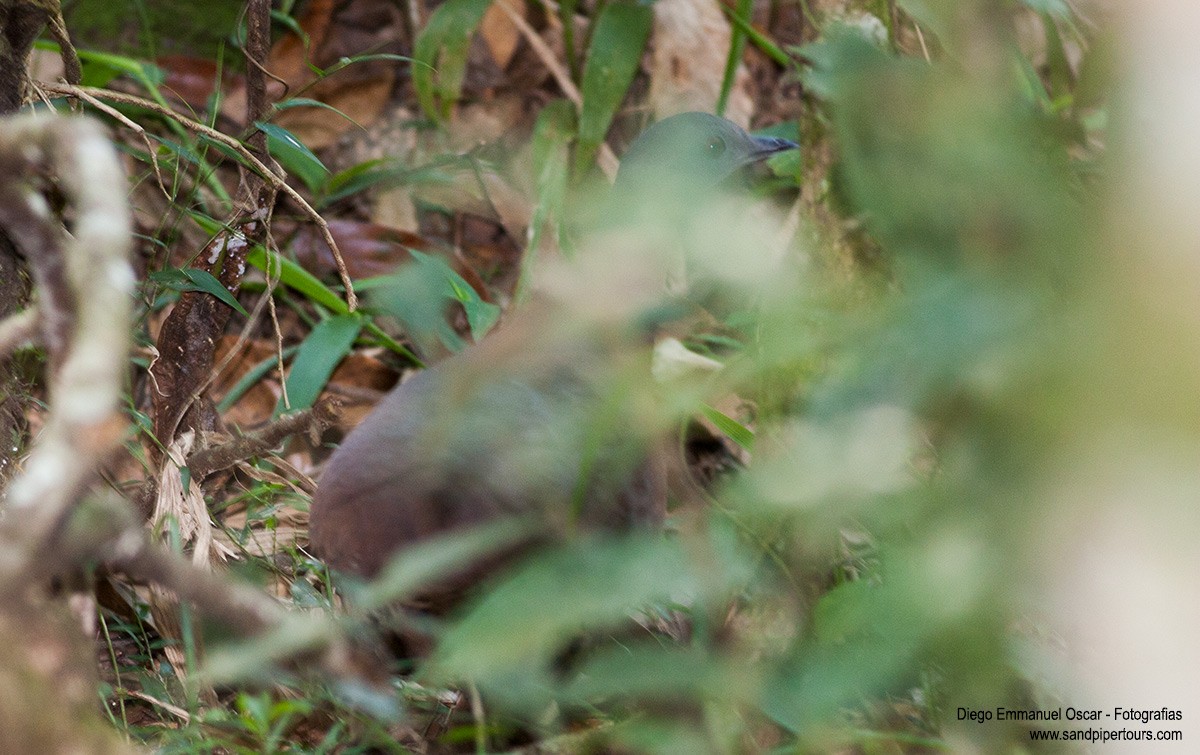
[914,20,931,63]
[186,401,338,481]
[44,6,81,87]
[40,82,358,311]
[44,83,173,202]
[123,689,192,723]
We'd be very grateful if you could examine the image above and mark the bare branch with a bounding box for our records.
[0,115,134,582]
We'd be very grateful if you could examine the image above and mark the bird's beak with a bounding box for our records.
[747,134,798,162]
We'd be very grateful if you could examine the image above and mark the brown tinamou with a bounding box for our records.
[309,113,796,604]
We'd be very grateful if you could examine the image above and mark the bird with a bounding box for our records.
[613,112,796,195]
[308,112,797,606]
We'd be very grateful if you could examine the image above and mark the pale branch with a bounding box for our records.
[0,115,134,583]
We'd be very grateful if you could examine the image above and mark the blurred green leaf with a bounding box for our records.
[356,518,541,611]
[411,249,500,341]
[1040,13,1074,103]
[1017,0,1069,15]
[255,121,329,193]
[519,101,576,301]
[723,4,789,66]
[802,27,1076,265]
[559,0,580,79]
[718,0,753,116]
[373,249,497,354]
[567,645,754,704]
[275,314,363,416]
[575,1,652,174]
[75,49,164,88]
[413,0,493,121]
[434,532,751,682]
[896,0,953,48]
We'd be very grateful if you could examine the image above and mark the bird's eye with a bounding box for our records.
[706,136,727,157]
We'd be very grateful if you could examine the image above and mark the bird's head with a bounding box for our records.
[614,111,797,193]
[541,112,798,328]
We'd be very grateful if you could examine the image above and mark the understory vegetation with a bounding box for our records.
[2,0,1194,753]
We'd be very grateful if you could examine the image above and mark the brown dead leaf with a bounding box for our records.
[224,0,401,148]
[269,0,337,87]
[648,0,754,127]
[274,72,395,150]
[289,218,435,279]
[325,352,398,428]
[289,218,494,300]
[480,0,523,70]
[157,55,242,111]
[329,349,397,394]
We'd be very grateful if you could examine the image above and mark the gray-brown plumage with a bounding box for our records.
[309,113,796,601]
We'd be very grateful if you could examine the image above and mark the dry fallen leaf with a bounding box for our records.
[480,0,523,70]
[224,0,402,149]
[648,0,754,127]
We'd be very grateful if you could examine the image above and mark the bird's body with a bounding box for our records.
[310,312,666,587]
[308,112,795,599]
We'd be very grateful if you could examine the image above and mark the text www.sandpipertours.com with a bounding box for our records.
[958,707,1184,744]
[1028,727,1181,743]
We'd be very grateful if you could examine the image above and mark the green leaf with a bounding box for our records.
[255,122,329,192]
[722,4,789,67]
[149,267,248,315]
[244,243,349,314]
[325,52,419,70]
[75,49,165,88]
[196,133,259,171]
[718,0,753,116]
[700,403,755,452]
[239,239,420,364]
[413,0,493,121]
[272,97,363,135]
[323,154,470,207]
[275,314,363,416]
[321,158,411,207]
[194,212,344,313]
[575,2,652,174]
[153,135,205,168]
